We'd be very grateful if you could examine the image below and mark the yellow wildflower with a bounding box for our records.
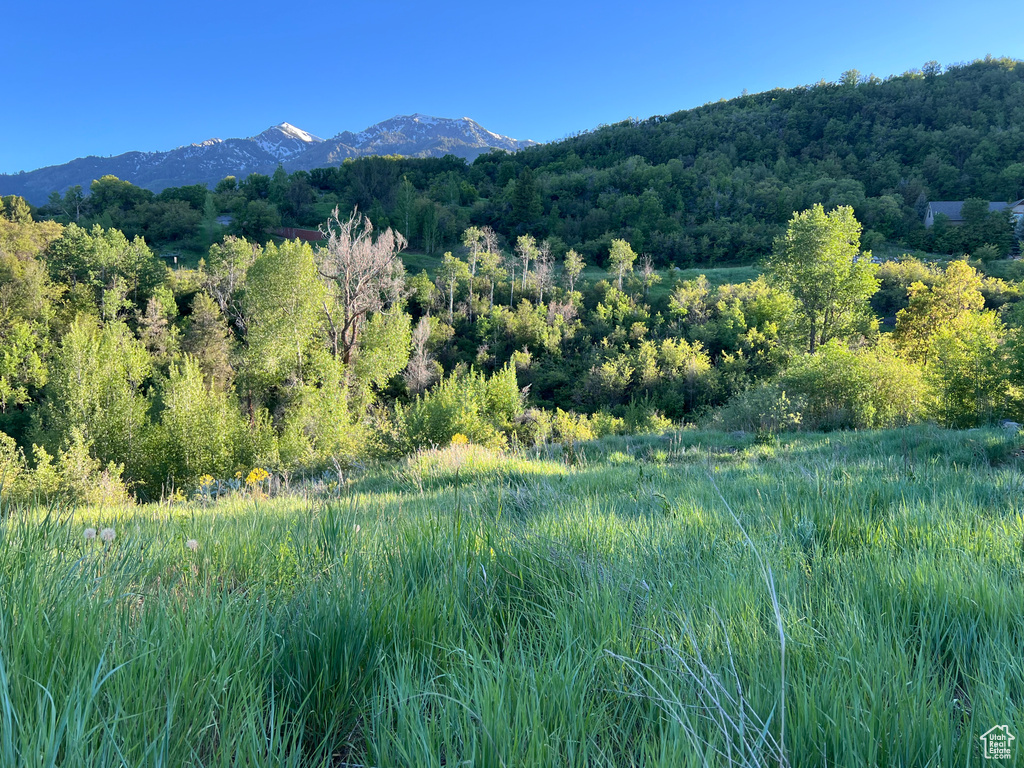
[245,467,270,486]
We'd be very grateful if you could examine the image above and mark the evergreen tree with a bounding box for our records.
[510,167,542,230]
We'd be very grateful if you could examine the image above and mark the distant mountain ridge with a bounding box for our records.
[295,114,533,170]
[0,116,537,204]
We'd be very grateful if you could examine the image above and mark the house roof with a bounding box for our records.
[928,201,1012,221]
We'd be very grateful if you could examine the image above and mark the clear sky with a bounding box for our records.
[2,0,1020,174]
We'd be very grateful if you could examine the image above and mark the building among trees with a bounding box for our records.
[924,199,1024,227]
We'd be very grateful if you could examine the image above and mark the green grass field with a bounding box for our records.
[2,426,1022,766]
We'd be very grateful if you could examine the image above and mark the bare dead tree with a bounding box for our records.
[481,226,499,257]
[535,241,554,304]
[547,298,578,325]
[403,316,439,394]
[316,207,407,365]
[638,254,662,300]
[504,249,519,305]
[516,234,538,292]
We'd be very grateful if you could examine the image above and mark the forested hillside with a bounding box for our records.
[505,57,1024,263]
[36,58,1024,268]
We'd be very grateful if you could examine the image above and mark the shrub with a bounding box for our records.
[0,428,132,506]
[552,409,596,443]
[155,356,249,487]
[712,382,805,434]
[510,408,553,446]
[779,340,926,430]
[0,430,29,499]
[278,364,363,471]
[55,427,132,506]
[391,363,523,454]
[623,396,674,435]
[590,410,626,438]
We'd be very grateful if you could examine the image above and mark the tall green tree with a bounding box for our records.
[235,199,280,239]
[156,356,247,486]
[242,238,326,395]
[462,226,484,318]
[608,239,637,291]
[0,218,58,417]
[46,223,165,312]
[478,249,505,310]
[182,292,235,392]
[436,252,470,324]
[510,167,542,230]
[393,177,417,241]
[766,205,878,353]
[46,185,86,223]
[87,176,153,221]
[563,249,585,294]
[203,236,260,330]
[894,260,985,363]
[927,311,1007,427]
[515,234,538,292]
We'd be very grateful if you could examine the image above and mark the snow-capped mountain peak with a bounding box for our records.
[274,122,323,144]
[253,122,324,161]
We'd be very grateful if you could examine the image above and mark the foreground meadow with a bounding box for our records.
[2,426,1022,767]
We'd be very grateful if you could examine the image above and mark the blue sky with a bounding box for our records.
[2,0,1020,174]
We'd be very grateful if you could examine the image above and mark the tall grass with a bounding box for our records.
[1,426,1021,766]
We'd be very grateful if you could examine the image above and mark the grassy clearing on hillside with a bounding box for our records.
[2,427,1022,766]
[404,249,760,297]
[579,263,761,291]
[401,249,441,276]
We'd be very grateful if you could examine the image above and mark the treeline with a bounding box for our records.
[4,190,1024,504]
[35,58,1024,269]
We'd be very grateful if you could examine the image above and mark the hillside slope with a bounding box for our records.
[468,57,1024,263]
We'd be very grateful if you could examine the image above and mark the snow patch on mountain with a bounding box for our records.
[335,114,536,159]
[277,122,322,143]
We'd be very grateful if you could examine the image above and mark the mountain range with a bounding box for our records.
[0,115,538,204]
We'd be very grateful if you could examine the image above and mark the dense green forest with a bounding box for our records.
[4,58,1024,502]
